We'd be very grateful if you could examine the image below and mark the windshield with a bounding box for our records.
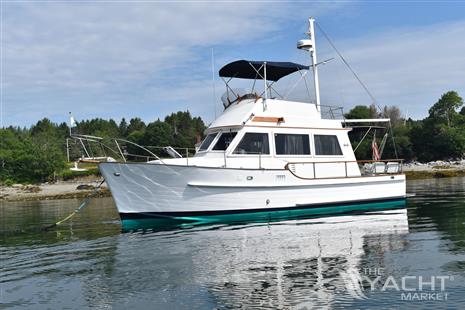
[198,133,218,151]
[212,132,237,151]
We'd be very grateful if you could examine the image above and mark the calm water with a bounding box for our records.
[1,178,465,309]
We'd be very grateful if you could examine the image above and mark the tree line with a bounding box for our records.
[0,91,464,184]
[0,111,206,184]
[345,91,465,162]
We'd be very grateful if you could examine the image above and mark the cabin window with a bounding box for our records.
[198,133,217,151]
[314,135,343,155]
[275,134,310,155]
[233,133,270,155]
[212,132,237,151]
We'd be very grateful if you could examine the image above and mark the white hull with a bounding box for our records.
[99,162,406,219]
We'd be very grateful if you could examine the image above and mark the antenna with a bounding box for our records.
[297,17,321,115]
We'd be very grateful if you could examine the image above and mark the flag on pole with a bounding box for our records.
[372,138,380,161]
[69,113,77,128]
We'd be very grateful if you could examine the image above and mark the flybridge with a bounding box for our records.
[218,18,322,113]
[218,60,311,110]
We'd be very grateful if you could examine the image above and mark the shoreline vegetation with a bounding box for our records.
[1,91,465,201]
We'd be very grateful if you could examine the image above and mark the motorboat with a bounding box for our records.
[99,18,406,223]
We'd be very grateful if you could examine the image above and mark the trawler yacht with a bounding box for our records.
[99,18,406,223]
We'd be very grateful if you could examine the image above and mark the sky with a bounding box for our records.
[2,1,465,127]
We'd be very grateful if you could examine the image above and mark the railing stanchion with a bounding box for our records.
[345,161,348,177]
[313,162,316,179]
[186,148,189,166]
[114,139,126,162]
[223,151,227,168]
[259,152,262,169]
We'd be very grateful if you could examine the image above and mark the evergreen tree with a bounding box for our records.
[119,118,128,137]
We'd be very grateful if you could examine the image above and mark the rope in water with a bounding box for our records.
[42,179,105,230]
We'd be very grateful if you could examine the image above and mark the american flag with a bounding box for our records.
[372,138,380,161]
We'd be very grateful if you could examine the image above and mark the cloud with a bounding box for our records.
[306,20,465,119]
[2,2,464,127]
[2,2,341,126]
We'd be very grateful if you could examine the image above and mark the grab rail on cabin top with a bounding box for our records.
[319,105,345,120]
[285,159,404,180]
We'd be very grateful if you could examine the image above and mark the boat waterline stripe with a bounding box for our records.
[119,196,406,219]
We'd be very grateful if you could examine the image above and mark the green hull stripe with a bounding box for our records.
[121,199,406,231]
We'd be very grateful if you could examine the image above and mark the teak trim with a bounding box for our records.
[252,116,285,123]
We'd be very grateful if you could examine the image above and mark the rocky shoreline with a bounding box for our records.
[2,161,465,202]
[0,178,111,202]
[403,160,465,179]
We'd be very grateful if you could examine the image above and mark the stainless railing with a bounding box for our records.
[320,105,345,120]
[69,134,197,165]
[285,159,404,180]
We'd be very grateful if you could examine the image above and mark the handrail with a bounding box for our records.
[319,104,345,120]
[285,159,404,180]
[286,159,403,165]
[115,138,164,164]
[124,152,158,160]
[68,134,199,164]
[144,145,197,151]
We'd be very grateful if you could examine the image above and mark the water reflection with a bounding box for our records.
[87,209,409,309]
[407,177,465,254]
[0,197,120,247]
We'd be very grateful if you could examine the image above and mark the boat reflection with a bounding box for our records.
[93,206,409,309]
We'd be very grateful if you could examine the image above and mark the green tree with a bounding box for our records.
[76,118,120,138]
[381,105,403,127]
[383,124,413,160]
[0,126,65,184]
[127,118,146,135]
[345,104,412,160]
[344,105,377,119]
[119,118,128,137]
[428,91,464,127]
[164,111,206,147]
[411,91,465,161]
[142,120,174,147]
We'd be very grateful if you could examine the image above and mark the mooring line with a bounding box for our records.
[42,179,105,231]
